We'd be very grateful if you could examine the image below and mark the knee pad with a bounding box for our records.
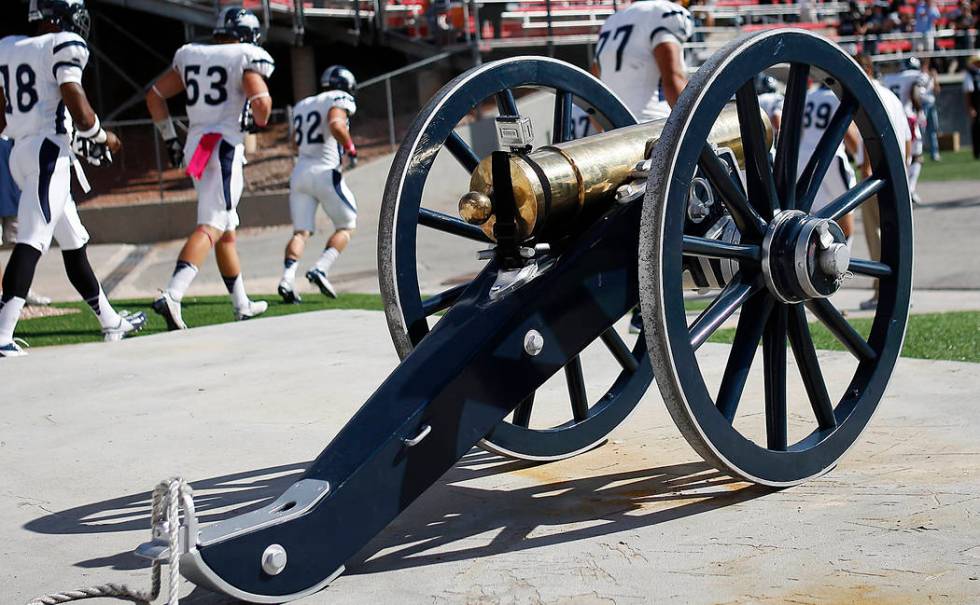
[195,226,216,247]
[219,231,237,244]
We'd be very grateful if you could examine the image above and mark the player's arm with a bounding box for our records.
[328,107,356,161]
[653,41,687,108]
[146,68,186,168]
[243,71,272,129]
[0,87,6,134]
[844,122,861,157]
[61,82,122,156]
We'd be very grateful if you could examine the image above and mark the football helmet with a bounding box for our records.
[213,6,263,45]
[755,74,777,95]
[320,65,357,96]
[29,0,91,40]
[903,56,921,71]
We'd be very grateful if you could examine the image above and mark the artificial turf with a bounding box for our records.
[919,149,980,182]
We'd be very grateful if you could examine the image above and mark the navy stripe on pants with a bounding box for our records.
[37,138,60,224]
[218,140,235,211]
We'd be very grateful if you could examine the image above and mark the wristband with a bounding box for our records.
[344,141,357,154]
[76,117,102,140]
[155,118,178,141]
[248,91,271,103]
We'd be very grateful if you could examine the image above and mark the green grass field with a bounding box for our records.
[16,293,385,348]
[14,293,978,363]
[709,310,980,363]
[919,149,980,182]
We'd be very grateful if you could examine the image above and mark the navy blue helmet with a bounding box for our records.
[321,65,357,95]
[214,6,263,45]
[29,0,91,40]
[755,74,777,95]
[903,56,921,71]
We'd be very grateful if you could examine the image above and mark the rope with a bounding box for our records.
[27,478,193,605]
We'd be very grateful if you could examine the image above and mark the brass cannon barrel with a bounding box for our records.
[460,104,771,241]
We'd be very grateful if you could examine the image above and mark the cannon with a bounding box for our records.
[140,30,912,602]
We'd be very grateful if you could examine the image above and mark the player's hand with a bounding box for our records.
[72,129,114,167]
[240,101,263,134]
[164,137,184,168]
[344,141,357,168]
[106,130,122,155]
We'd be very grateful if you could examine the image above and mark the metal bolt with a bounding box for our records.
[261,544,288,576]
[523,329,544,356]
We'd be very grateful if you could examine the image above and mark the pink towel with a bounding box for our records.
[186,133,222,180]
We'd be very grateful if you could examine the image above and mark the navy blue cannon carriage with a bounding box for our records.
[138,30,912,603]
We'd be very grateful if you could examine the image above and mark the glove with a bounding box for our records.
[240,101,263,134]
[164,137,184,168]
[72,129,113,167]
[344,141,357,168]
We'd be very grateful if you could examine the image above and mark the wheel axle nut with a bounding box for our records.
[819,243,850,278]
[261,544,288,576]
[523,329,544,356]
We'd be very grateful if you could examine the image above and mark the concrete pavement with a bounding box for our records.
[2,310,979,604]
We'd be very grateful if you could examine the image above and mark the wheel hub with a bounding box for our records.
[761,210,849,303]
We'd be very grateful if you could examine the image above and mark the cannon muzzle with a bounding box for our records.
[460,103,771,241]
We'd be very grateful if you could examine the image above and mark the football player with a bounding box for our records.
[881,56,925,203]
[592,0,693,122]
[592,0,692,333]
[756,74,784,135]
[796,80,864,239]
[278,65,358,303]
[0,0,146,357]
[146,6,274,330]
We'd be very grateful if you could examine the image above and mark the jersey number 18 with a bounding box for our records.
[0,64,39,114]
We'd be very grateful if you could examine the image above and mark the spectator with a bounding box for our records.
[838,0,867,53]
[479,0,507,39]
[864,2,895,56]
[962,55,980,158]
[919,57,942,160]
[913,0,941,52]
[425,0,453,45]
[0,136,50,307]
[948,0,975,52]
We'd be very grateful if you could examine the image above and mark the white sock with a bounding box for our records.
[223,274,250,310]
[282,258,299,285]
[166,261,198,302]
[314,247,340,274]
[908,161,922,194]
[0,296,26,344]
[85,289,122,330]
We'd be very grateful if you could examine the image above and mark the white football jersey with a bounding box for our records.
[798,86,848,164]
[873,81,912,164]
[173,42,275,144]
[570,104,595,139]
[596,0,693,122]
[292,90,356,169]
[0,32,86,142]
[758,92,784,124]
[880,69,926,114]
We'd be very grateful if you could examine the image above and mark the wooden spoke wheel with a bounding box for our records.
[379,57,653,461]
[641,30,913,486]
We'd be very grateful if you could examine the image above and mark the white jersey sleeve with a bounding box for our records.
[650,5,694,48]
[242,44,275,80]
[50,32,89,85]
[329,90,356,116]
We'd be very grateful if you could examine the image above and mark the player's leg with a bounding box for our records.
[55,201,146,341]
[859,199,881,310]
[908,151,923,205]
[2,215,51,306]
[280,174,317,303]
[153,224,219,331]
[306,170,357,299]
[210,141,266,321]
[0,138,67,356]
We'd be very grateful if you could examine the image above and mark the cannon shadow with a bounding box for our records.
[23,450,769,578]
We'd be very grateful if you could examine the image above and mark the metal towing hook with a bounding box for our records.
[135,29,911,603]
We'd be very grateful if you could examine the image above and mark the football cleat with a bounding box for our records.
[25,290,52,306]
[306,268,337,299]
[278,280,302,304]
[859,297,878,311]
[103,311,147,342]
[152,292,187,331]
[0,340,27,358]
[235,300,268,321]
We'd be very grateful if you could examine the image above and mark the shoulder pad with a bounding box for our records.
[50,31,89,62]
[244,45,275,79]
[651,4,694,45]
[329,91,356,116]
